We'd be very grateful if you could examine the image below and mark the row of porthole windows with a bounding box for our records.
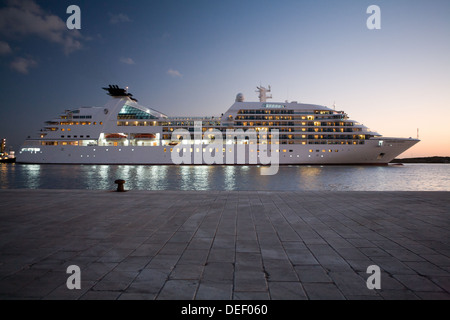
[76,148,345,159]
[90,148,136,152]
[161,148,342,154]
[164,148,272,153]
[80,148,136,156]
[75,153,330,159]
[61,135,91,138]
[309,149,339,153]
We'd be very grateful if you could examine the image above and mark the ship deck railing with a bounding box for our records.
[167,116,221,121]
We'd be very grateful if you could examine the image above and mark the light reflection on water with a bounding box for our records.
[224,166,236,191]
[1,163,449,191]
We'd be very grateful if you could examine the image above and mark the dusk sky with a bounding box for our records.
[0,0,449,157]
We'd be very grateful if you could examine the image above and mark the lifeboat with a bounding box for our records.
[105,133,127,139]
[134,133,156,139]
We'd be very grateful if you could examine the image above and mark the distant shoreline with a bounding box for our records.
[391,156,450,163]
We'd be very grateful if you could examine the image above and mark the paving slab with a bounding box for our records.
[0,189,449,300]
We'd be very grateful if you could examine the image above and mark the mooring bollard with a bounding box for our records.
[114,179,126,192]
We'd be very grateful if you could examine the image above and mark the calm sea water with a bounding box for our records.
[1,163,449,191]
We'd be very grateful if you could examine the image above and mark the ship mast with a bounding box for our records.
[256,85,272,102]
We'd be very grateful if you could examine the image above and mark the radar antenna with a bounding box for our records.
[256,85,272,102]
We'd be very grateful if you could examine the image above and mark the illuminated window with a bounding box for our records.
[263,104,285,109]
[118,104,156,120]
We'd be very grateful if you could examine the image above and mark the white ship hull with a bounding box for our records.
[17,138,418,165]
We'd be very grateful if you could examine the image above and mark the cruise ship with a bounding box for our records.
[17,85,419,165]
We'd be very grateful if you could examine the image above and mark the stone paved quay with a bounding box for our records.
[0,189,449,300]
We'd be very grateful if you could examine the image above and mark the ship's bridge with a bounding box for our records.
[221,86,339,122]
[222,102,339,122]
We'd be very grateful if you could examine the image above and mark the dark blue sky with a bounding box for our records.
[1,0,449,156]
